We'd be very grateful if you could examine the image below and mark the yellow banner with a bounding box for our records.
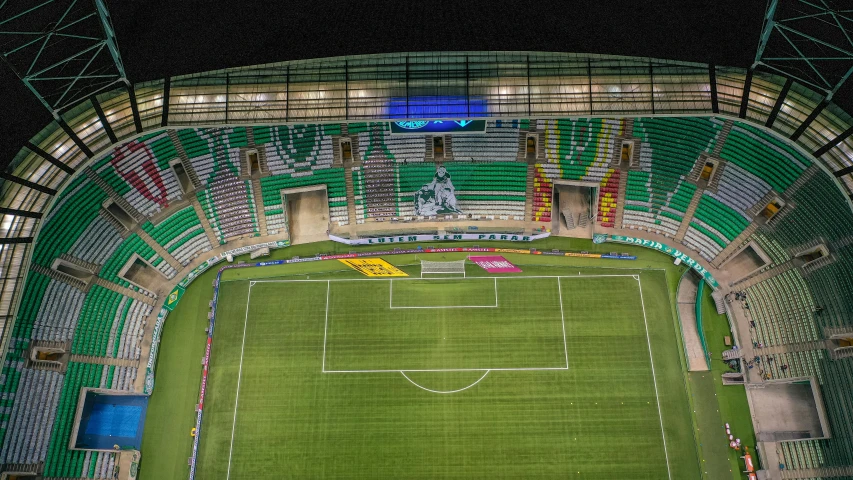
[339,258,409,277]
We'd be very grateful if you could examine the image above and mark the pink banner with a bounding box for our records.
[469,255,522,273]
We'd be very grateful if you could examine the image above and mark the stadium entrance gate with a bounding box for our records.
[280,185,330,244]
[552,180,598,239]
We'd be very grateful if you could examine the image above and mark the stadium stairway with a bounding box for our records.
[167,129,203,190]
[712,119,734,156]
[712,224,759,268]
[92,278,157,307]
[97,209,129,238]
[190,198,220,247]
[68,354,139,368]
[250,178,268,237]
[674,187,705,242]
[83,168,144,224]
[134,229,182,273]
[57,254,101,276]
[524,162,536,223]
[29,265,87,293]
[344,158,358,231]
[730,260,797,289]
[615,167,628,228]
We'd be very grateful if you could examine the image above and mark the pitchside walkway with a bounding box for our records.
[677,273,709,371]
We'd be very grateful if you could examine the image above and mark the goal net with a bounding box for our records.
[420,260,466,278]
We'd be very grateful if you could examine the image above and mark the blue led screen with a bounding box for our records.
[389,120,487,134]
[388,96,488,118]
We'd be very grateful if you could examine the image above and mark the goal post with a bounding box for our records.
[420,260,466,278]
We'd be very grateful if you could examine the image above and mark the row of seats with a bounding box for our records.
[32,177,108,268]
[0,368,62,465]
[532,165,552,222]
[71,285,150,359]
[720,123,811,193]
[746,269,819,347]
[92,131,184,217]
[711,162,771,218]
[197,176,260,243]
[42,362,103,478]
[451,120,521,162]
[259,169,349,232]
[683,194,752,260]
[750,232,791,265]
[596,170,620,227]
[32,280,84,343]
[68,216,124,265]
[256,124,339,175]
[176,127,247,185]
[623,117,721,236]
[99,234,177,287]
[142,207,212,266]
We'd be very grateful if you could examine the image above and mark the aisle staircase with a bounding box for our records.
[712,224,758,267]
[98,209,130,238]
[524,162,536,222]
[674,188,705,242]
[344,159,358,226]
[251,178,268,236]
[615,167,628,228]
[69,354,139,367]
[190,198,220,247]
[30,264,87,292]
[136,229,182,272]
[58,253,101,275]
[712,119,734,156]
[168,129,203,189]
[84,168,144,224]
[93,278,157,306]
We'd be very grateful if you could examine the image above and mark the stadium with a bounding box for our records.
[0,2,852,479]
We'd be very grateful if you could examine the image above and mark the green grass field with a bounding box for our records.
[139,239,756,480]
[195,267,691,479]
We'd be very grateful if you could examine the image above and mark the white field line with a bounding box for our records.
[556,277,569,369]
[324,366,568,373]
[321,280,330,373]
[251,274,637,283]
[389,278,499,309]
[226,283,253,480]
[637,276,672,480]
[400,370,490,394]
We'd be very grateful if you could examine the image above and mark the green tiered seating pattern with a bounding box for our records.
[196,180,261,243]
[71,285,127,356]
[768,173,853,328]
[720,123,811,193]
[746,270,818,347]
[255,124,341,175]
[349,122,388,161]
[176,127,247,184]
[141,207,211,265]
[91,131,181,216]
[538,118,621,182]
[623,117,720,236]
[31,176,108,268]
[259,169,348,233]
[691,195,750,246]
[43,362,103,478]
[99,234,171,287]
[0,271,50,445]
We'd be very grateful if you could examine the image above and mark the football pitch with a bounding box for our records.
[195,267,701,479]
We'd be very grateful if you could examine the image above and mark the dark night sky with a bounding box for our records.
[0,1,770,166]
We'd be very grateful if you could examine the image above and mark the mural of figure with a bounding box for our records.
[414,166,463,216]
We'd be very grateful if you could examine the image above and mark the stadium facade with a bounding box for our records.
[2,51,853,478]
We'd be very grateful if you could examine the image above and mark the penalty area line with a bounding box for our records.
[226,282,252,480]
[637,276,672,480]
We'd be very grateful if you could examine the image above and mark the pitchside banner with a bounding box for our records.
[340,258,409,277]
[604,234,720,288]
[329,232,550,245]
[469,255,522,273]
